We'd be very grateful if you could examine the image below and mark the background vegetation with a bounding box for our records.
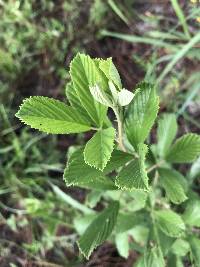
[0,0,200,266]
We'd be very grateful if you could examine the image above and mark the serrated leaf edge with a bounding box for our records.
[83,128,116,171]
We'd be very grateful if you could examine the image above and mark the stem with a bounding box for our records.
[147,160,165,174]
[113,107,126,152]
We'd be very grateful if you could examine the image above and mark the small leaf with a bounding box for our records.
[125,82,159,150]
[117,89,135,106]
[115,232,129,258]
[159,168,187,204]
[63,151,117,190]
[90,84,113,107]
[157,113,177,157]
[154,210,185,238]
[115,143,149,191]
[171,239,190,257]
[183,200,200,227]
[84,127,115,171]
[78,201,119,259]
[166,133,200,163]
[99,58,122,89]
[16,97,91,134]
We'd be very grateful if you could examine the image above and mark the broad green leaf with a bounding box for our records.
[157,113,177,157]
[78,201,119,259]
[117,89,135,106]
[84,127,115,171]
[166,133,200,163]
[99,58,122,89]
[16,96,91,134]
[65,82,92,123]
[171,239,190,257]
[115,232,129,258]
[159,168,187,204]
[183,200,200,227]
[189,236,200,267]
[90,84,113,107]
[63,152,117,190]
[70,53,108,127]
[116,143,149,191]
[125,82,159,150]
[154,210,185,238]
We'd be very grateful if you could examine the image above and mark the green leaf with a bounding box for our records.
[125,82,159,150]
[183,200,200,227]
[70,53,108,127]
[159,168,187,204]
[171,239,190,257]
[74,215,96,235]
[189,236,200,267]
[189,156,200,180]
[65,82,92,123]
[86,191,102,208]
[103,149,133,174]
[154,210,185,238]
[99,57,122,89]
[115,232,129,258]
[78,201,119,259]
[16,96,91,134]
[116,212,146,233]
[63,151,117,190]
[157,113,177,157]
[90,84,113,107]
[84,127,115,171]
[115,143,149,191]
[166,133,200,163]
[117,89,135,106]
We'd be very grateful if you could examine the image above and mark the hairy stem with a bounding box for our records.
[147,160,165,174]
[113,107,126,152]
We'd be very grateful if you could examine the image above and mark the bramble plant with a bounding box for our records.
[16,53,200,266]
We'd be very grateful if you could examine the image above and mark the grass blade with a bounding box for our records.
[171,0,191,39]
